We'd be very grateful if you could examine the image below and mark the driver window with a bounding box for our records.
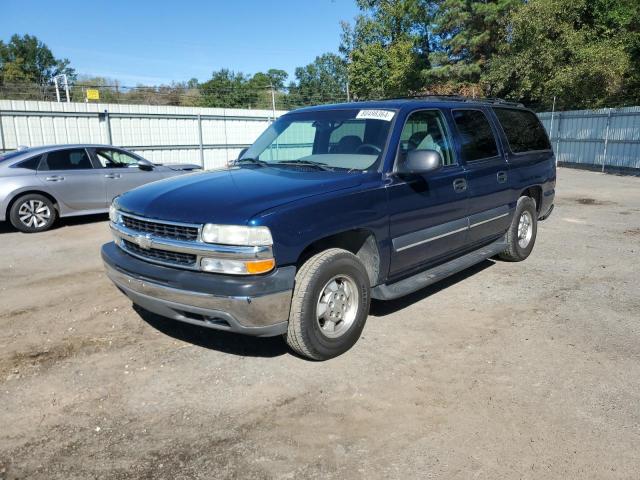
[96,149,140,168]
[398,110,454,166]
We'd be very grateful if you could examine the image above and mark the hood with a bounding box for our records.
[115,166,364,224]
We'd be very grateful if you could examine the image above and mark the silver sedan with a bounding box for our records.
[0,144,201,232]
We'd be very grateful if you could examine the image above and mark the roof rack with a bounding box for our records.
[387,94,524,107]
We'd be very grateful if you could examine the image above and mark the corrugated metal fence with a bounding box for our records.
[0,100,285,170]
[2,100,638,172]
[539,106,640,171]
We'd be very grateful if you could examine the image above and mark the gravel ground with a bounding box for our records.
[0,167,639,480]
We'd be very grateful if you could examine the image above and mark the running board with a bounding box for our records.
[371,239,507,300]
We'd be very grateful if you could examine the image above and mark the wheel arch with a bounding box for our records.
[296,229,381,287]
[520,185,542,212]
[6,189,59,219]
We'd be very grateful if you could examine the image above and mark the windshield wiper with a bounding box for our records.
[275,160,333,171]
[234,157,269,167]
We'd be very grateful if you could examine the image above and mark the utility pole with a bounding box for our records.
[270,84,276,122]
[53,74,70,103]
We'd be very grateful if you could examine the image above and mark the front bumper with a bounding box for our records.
[102,242,294,336]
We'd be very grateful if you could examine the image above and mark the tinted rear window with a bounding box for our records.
[43,149,93,170]
[12,155,42,170]
[494,108,551,153]
[452,109,499,161]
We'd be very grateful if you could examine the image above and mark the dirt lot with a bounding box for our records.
[0,167,639,479]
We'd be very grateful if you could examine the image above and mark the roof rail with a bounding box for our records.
[386,94,525,108]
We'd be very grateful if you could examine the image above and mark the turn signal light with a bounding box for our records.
[245,259,276,274]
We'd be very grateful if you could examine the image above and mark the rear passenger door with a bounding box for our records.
[36,148,107,211]
[451,109,512,247]
[387,109,468,278]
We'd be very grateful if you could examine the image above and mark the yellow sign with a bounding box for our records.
[86,89,100,101]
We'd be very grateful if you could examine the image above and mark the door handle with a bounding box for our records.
[497,171,508,183]
[104,173,121,179]
[45,175,65,182]
[453,178,467,193]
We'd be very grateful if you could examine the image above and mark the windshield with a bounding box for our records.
[240,108,396,171]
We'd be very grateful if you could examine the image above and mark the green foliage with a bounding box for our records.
[427,0,521,84]
[340,0,431,98]
[0,34,75,85]
[286,53,348,107]
[485,0,640,109]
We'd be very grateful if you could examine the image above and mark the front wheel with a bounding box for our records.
[9,194,57,233]
[499,196,537,262]
[285,248,371,360]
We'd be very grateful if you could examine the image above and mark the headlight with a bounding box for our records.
[201,224,273,246]
[109,204,122,224]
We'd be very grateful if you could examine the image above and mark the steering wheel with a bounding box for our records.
[355,144,382,155]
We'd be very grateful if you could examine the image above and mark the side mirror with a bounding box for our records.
[397,149,442,175]
[237,147,249,161]
[137,161,153,171]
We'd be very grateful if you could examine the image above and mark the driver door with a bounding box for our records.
[92,148,163,202]
[386,109,469,278]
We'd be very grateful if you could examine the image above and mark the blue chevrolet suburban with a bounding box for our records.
[102,97,555,360]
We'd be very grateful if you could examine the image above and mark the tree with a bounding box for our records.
[485,0,640,109]
[426,0,521,87]
[0,34,75,85]
[287,53,348,107]
[251,69,288,90]
[199,69,261,108]
[340,0,432,99]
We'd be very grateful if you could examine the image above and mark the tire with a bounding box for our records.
[9,194,57,233]
[499,196,537,262]
[286,248,371,360]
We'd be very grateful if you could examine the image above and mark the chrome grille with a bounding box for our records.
[122,239,197,266]
[122,215,199,241]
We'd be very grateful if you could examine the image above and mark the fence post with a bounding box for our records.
[555,112,562,166]
[105,110,113,145]
[197,114,204,167]
[0,109,5,152]
[602,108,612,173]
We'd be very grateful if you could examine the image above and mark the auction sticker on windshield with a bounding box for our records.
[355,110,395,121]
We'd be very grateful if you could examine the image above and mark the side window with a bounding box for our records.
[259,121,315,161]
[398,110,455,166]
[493,108,551,153]
[12,155,42,170]
[96,149,140,168]
[329,121,365,153]
[43,149,93,170]
[452,109,499,162]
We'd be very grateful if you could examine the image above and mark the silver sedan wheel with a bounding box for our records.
[518,210,533,248]
[316,275,359,339]
[18,200,51,229]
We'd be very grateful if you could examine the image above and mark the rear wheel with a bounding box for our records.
[9,194,57,233]
[499,196,537,261]
[286,248,371,360]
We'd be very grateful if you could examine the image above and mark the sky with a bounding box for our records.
[1,0,360,86]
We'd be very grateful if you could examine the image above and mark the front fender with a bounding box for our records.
[251,175,391,278]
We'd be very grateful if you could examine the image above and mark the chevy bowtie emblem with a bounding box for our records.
[134,234,153,250]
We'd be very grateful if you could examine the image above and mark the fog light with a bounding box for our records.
[200,257,275,275]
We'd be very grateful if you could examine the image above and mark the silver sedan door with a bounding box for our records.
[36,148,107,212]
[93,148,165,202]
